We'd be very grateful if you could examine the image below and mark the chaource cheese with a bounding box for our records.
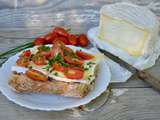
[98,3,159,56]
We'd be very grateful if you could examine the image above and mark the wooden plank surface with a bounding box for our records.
[0,88,159,120]
[0,0,160,120]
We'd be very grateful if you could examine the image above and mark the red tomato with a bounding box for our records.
[54,37,68,44]
[78,34,89,47]
[53,27,68,37]
[76,50,94,60]
[51,32,59,43]
[68,34,78,45]
[24,50,31,57]
[33,37,45,45]
[64,56,83,66]
[20,50,31,57]
[26,69,48,81]
[50,41,64,57]
[16,57,30,67]
[32,53,47,65]
[44,33,57,44]
[64,67,84,79]
[40,51,51,59]
[63,46,74,56]
[52,63,66,72]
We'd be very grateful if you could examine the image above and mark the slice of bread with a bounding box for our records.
[9,72,93,98]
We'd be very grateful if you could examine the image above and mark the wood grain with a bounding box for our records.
[0,88,159,120]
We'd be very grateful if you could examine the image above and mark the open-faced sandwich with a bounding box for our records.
[9,41,103,98]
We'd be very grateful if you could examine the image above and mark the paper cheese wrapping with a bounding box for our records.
[96,2,160,70]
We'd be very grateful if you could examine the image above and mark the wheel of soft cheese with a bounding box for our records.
[98,2,160,56]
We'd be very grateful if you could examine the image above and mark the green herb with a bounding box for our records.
[28,66,32,69]
[88,77,91,80]
[0,42,33,58]
[54,54,63,62]
[86,62,95,65]
[29,54,34,61]
[63,48,78,59]
[48,59,53,66]
[38,45,50,52]
[51,54,69,67]
[43,65,50,71]
[84,67,89,71]
[63,49,71,56]
[73,54,79,59]
[54,72,58,76]
[64,70,68,73]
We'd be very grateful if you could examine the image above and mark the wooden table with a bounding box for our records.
[0,0,160,120]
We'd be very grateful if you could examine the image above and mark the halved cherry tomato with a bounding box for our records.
[64,56,83,66]
[52,63,66,72]
[24,50,31,57]
[32,53,47,65]
[20,50,31,57]
[54,37,68,44]
[64,67,84,79]
[53,27,68,37]
[68,34,78,45]
[33,37,45,45]
[76,50,94,60]
[78,34,89,47]
[26,69,48,81]
[40,51,51,59]
[16,57,30,67]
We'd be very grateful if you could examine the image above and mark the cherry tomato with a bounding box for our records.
[76,50,94,60]
[44,32,58,44]
[53,27,68,37]
[51,32,59,43]
[40,51,51,59]
[26,69,48,81]
[32,53,47,65]
[78,34,89,47]
[54,37,68,44]
[33,37,45,45]
[52,63,66,72]
[64,67,84,79]
[64,56,83,66]
[68,34,78,45]
[20,50,31,57]
[16,57,30,67]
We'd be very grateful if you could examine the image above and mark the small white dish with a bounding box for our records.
[0,46,111,111]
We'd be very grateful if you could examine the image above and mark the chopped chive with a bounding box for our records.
[0,42,33,58]
[84,68,89,71]
[86,62,95,65]
[54,72,58,76]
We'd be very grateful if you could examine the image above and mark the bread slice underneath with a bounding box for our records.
[8,72,92,98]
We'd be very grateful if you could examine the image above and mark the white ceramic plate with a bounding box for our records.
[0,45,111,111]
